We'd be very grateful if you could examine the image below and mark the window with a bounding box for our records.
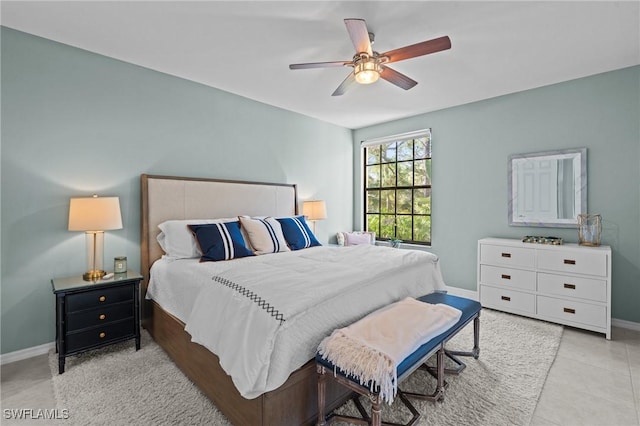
[363,129,432,245]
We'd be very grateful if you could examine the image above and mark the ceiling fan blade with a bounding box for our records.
[383,36,451,64]
[380,66,418,90]
[344,19,372,55]
[332,72,356,96]
[289,61,351,70]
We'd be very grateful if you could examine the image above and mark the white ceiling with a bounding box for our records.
[2,1,639,129]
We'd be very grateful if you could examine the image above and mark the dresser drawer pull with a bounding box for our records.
[564,259,576,265]
[564,283,576,290]
[501,253,512,258]
[99,296,106,302]
[501,274,511,280]
[99,332,106,338]
[99,314,106,320]
[501,296,511,301]
[563,307,576,314]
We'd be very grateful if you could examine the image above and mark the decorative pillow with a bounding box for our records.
[336,231,376,246]
[346,231,376,246]
[157,218,237,259]
[276,216,321,250]
[238,216,290,255]
[188,221,254,262]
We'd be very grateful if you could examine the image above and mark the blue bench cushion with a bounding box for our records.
[316,293,481,382]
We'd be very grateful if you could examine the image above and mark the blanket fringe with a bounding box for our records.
[318,331,398,404]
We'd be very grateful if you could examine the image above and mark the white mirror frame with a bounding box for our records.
[508,148,587,228]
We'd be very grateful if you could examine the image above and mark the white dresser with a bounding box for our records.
[478,238,612,339]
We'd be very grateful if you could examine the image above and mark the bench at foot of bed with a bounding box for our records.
[315,293,481,426]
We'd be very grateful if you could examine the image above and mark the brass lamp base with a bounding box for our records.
[83,270,106,281]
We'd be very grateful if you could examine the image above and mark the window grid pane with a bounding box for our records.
[363,130,431,245]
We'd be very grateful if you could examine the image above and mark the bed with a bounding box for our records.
[140,174,446,425]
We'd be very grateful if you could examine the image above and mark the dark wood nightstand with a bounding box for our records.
[51,271,142,373]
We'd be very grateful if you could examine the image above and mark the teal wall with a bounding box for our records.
[2,26,638,355]
[354,66,640,323]
[0,28,354,354]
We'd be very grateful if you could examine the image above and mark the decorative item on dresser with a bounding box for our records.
[52,271,143,373]
[478,238,612,339]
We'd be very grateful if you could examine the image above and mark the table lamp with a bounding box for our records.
[68,195,123,281]
[302,200,327,234]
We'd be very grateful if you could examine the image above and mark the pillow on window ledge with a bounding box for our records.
[336,231,376,246]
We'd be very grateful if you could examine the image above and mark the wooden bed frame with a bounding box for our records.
[140,174,350,425]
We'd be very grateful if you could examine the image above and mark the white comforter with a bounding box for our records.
[148,245,446,399]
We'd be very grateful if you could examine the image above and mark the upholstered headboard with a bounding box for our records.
[140,174,298,291]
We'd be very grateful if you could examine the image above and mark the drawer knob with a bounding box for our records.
[501,274,511,280]
[99,296,106,302]
[501,296,511,301]
[563,307,576,314]
[564,259,576,265]
[564,283,576,290]
[99,332,106,338]
[99,314,106,320]
[501,253,512,258]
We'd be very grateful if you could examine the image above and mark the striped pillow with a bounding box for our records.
[238,216,290,255]
[276,216,321,250]
[189,221,254,262]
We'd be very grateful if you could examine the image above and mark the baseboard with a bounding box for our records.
[1,341,55,365]
[444,285,478,301]
[612,318,640,332]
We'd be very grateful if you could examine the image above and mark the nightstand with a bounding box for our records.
[51,271,143,373]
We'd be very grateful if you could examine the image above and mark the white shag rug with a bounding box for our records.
[50,309,562,426]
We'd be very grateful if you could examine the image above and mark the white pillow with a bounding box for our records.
[238,216,290,255]
[157,218,237,259]
[337,231,376,246]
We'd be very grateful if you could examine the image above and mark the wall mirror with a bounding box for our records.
[508,148,587,227]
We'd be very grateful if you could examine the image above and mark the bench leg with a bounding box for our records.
[316,365,327,426]
[370,393,382,426]
[403,347,446,403]
[445,314,480,374]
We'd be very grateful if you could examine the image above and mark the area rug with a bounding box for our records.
[50,308,562,426]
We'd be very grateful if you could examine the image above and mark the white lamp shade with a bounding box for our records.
[303,200,327,221]
[68,196,123,231]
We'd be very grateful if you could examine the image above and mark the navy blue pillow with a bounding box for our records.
[189,221,254,262]
[276,216,321,250]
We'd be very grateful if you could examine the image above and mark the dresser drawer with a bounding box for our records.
[537,273,607,303]
[66,285,134,312]
[480,244,535,269]
[479,265,536,291]
[66,320,135,353]
[537,295,606,328]
[480,285,535,315]
[537,249,607,277]
[67,302,134,332]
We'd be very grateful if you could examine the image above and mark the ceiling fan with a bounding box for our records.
[289,18,451,96]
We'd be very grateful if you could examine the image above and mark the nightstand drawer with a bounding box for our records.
[67,302,134,331]
[67,285,133,312]
[66,320,135,353]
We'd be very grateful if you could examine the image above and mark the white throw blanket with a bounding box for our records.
[317,297,462,404]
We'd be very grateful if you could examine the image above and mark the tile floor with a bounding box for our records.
[2,326,639,425]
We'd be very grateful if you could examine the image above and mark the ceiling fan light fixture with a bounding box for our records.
[354,56,381,85]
